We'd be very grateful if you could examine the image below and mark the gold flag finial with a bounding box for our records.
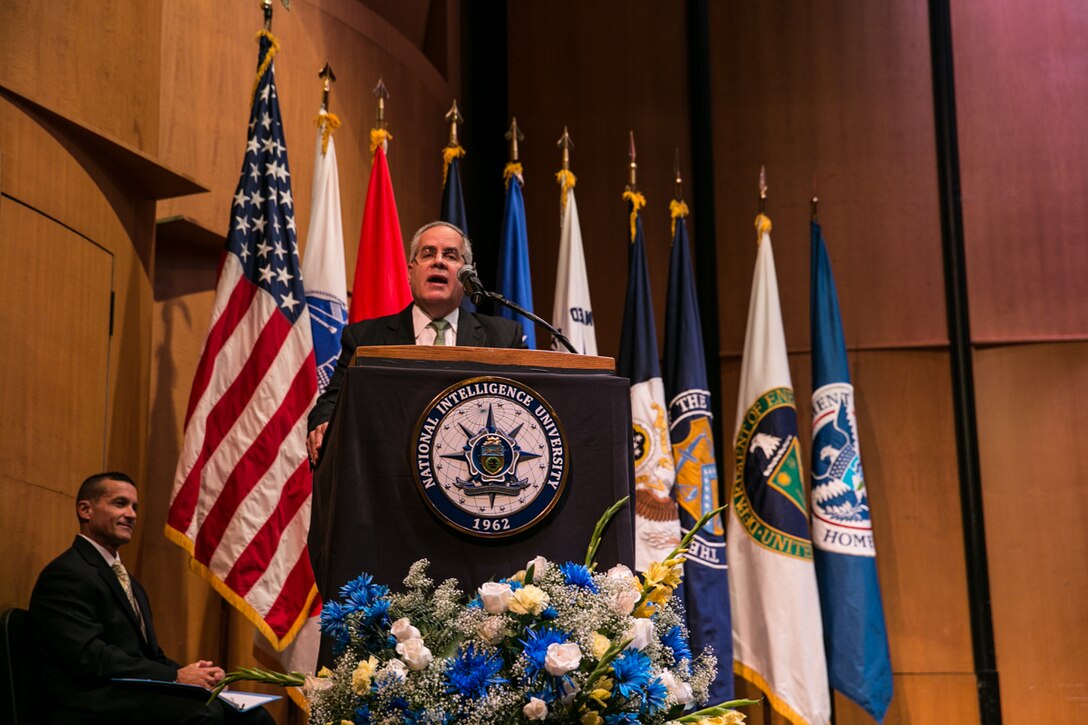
[758,164,768,213]
[674,148,684,201]
[445,100,463,147]
[557,127,573,172]
[505,117,524,163]
[627,131,638,192]
[373,77,389,129]
[318,62,336,112]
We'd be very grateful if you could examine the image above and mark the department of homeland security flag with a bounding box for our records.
[167,30,319,650]
[349,128,411,323]
[728,213,830,724]
[495,165,535,348]
[810,220,893,721]
[302,109,348,392]
[551,169,597,354]
[617,192,682,572]
[663,202,733,700]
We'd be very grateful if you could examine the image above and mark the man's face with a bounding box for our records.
[408,225,467,319]
[78,479,138,554]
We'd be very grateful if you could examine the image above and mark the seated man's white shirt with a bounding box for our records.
[412,304,459,345]
[79,533,119,567]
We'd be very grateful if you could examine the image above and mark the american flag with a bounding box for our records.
[166,31,319,650]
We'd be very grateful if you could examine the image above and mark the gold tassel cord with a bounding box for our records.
[369,127,393,155]
[442,144,465,186]
[556,169,577,210]
[622,190,647,242]
[251,30,281,105]
[669,199,689,238]
[313,111,341,155]
[754,213,773,245]
[503,162,524,190]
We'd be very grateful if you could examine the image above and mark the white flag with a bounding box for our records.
[728,216,830,725]
[551,185,597,354]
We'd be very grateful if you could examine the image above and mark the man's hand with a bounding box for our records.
[176,660,226,689]
[307,423,328,464]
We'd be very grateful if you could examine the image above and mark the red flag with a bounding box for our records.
[349,135,411,322]
[166,30,318,650]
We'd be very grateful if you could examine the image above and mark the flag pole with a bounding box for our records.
[445,100,463,148]
[505,117,523,164]
[627,131,638,193]
[758,164,767,216]
[557,126,573,172]
[319,62,335,113]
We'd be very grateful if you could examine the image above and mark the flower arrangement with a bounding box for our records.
[215,500,754,724]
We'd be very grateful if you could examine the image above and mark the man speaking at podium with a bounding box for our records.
[306,221,526,463]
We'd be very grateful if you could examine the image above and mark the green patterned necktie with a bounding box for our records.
[428,318,451,346]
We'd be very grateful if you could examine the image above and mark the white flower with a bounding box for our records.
[523,697,548,720]
[378,658,408,684]
[606,563,634,580]
[544,642,582,676]
[390,617,421,642]
[625,618,654,650]
[610,586,640,615]
[395,637,433,671]
[658,669,693,705]
[478,582,513,614]
[301,673,334,700]
[477,616,506,645]
[526,555,550,577]
[559,678,579,705]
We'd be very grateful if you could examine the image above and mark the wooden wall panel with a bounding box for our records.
[709,1,946,355]
[507,1,691,358]
[974,342,1088,723]
[0,0,161,153]
[157,0,454,295]
[952,0,1088,343]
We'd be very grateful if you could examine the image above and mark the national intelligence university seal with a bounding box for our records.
[411,376,569,538]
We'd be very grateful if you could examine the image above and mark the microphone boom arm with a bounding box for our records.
[473,288,578,354]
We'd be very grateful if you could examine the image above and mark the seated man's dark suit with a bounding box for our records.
[307,303,527,430]
[30,536,272,725]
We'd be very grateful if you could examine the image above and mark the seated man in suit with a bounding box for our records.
[306,220,527,462]
[29,472,274,725]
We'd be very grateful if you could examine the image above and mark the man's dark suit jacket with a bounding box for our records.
[307,303,527,430]
[29,536,179,720]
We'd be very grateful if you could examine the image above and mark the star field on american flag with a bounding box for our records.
[227,70,307,324]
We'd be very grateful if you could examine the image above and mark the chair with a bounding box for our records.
[0,607,46,724]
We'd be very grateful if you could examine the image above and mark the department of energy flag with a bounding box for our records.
[166,30,319,651]
[810,220,893,721]
[303,109,348,391]
[349,128,411,323]
[496,164,535,348]
[617,192,682,572]
[728,213,829,724]
[663,202,733,701]
[551,169,596,354]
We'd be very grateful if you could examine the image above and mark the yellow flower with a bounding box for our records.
[351,655,379,694]
[646,584,672,606]
[590,632,611,659]
[633,601,657,618]
[588,676,613,706]
[643,561,682,590]
[699,711,746,725]
[580,710,603,725]
[508,584,549,615]
[317,666,334,678]
[510,569,527,584]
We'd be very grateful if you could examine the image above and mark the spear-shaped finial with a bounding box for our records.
[557,127,573,171]
[811,170,819,221]
[505,117,524,163]
[674,148,684,200]
[373,77,389,129]
[445,100,463,147]
[262,0,273,29]
[318,62,336,112]
[758,164,768,213]
[627,131,638,192]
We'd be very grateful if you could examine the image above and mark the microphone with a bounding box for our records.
[457,264,486,304]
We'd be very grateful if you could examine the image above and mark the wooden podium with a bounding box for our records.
[308,346,636,608]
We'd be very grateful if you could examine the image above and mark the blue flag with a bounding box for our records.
[810,220,893,722]
[617,195,682,574]
[495,170,535,348]
[441,153,469,239]
[663,208,733,701]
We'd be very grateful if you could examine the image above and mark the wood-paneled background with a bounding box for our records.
[0,1,1083,723]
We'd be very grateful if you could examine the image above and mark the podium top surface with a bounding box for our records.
[350,345,616,372]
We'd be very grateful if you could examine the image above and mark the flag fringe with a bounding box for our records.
[313,110,341,155]
[622,190,647,242]
[251,30,281,105]
[754,213,773,242]
[369,127,392,155]
[503,162,524,189]
[733,661,814,725]
[556,169,577,210]
[442,144,465,186]
[669,198,689,237]
[163,524,318,652]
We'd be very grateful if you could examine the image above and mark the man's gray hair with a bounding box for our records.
[407,221,474,266]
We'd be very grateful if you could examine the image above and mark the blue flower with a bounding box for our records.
[559,562,599,593]
[519,627,570,677]
[360,597,391,625]
[610,650,652,699]
[641,676,669,714]
[527,683,558,704]
[352,704,370,724]
[319,601,350,651]
[604,714,641,724]
[444,643,507,700]
[498,577,524,591]
[661,625,692,665]
[540,606,559,620]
